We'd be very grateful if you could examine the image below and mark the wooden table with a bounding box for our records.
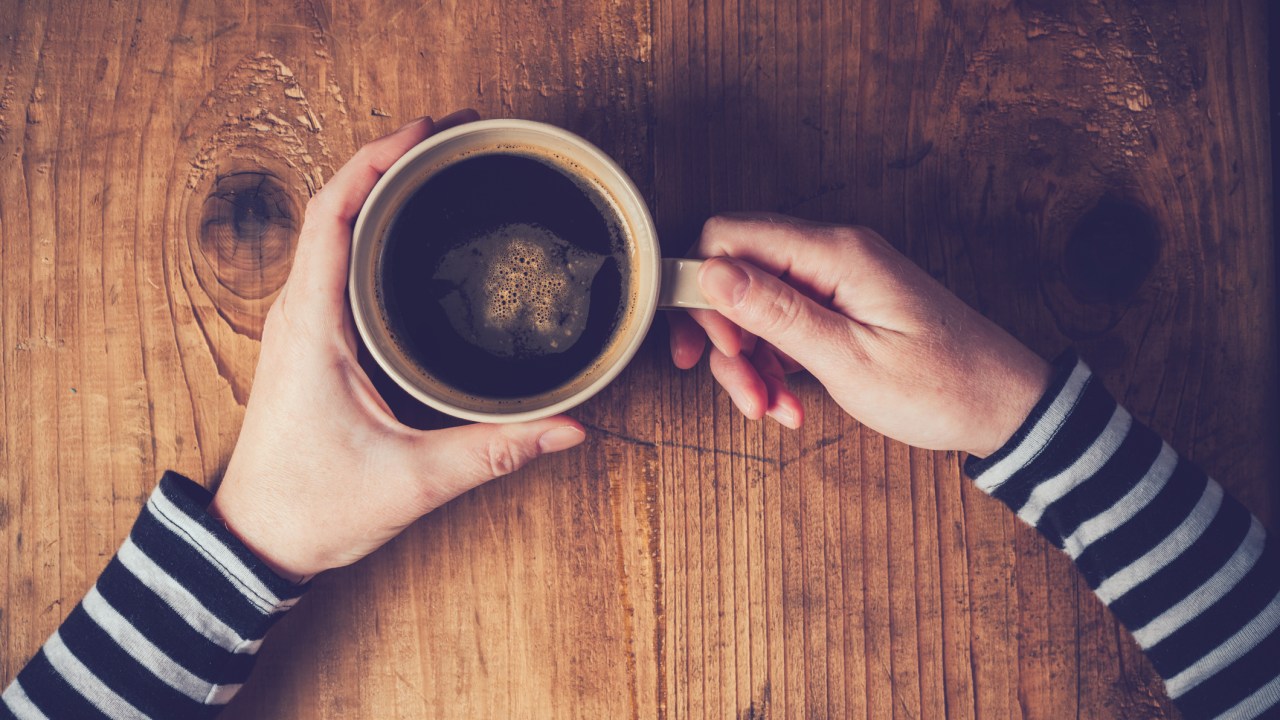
[2,0,1275,717]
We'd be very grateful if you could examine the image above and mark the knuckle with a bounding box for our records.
[829,224,869,249]
[697,215,735,254]
[751,282,802,335]
[844,225,894,256]
[701,214,731,235]
[263,292,291,335]
[302,190,333,224]
[479,435,533,478]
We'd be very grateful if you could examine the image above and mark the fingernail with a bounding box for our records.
[437,108,478,127]
[708,331,740,358]
[770,406,799,429]
[538,426,585,453]
[727,388,759,419]
[700,259,750,308]
[397,116,431,132]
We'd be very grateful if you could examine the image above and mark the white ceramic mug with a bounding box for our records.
[349,119,712,423]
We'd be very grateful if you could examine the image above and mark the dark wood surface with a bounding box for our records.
[1,0,1274,717]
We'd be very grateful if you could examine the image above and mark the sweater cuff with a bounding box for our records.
[144,471,308,629]
[0,472,312,718]
[963,348,1089,491]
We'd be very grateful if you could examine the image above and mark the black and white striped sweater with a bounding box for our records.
[0,473,304,718]
[966,351,1279,718]
[2,351,1278,718]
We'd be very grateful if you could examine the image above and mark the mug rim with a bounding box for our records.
[348,118,661,424]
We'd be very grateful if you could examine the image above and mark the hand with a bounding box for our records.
[211,111,586,582]
[668,213,1051,458]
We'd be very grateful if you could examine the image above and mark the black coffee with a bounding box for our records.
[378,151,632,399]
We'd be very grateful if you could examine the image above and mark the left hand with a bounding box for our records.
[211,111,587,582]
[667,213,1050,457]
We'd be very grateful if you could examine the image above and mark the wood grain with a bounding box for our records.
[0,0,1273,718]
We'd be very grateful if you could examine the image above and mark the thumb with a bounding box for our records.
[698,256,851,375]
[414,416,586,508]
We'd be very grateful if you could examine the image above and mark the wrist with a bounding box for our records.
[965,348,1053,459]
[209,482,315,584]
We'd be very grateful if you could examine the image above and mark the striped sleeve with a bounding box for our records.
[1,472,307,719]
[966,350,1280,720]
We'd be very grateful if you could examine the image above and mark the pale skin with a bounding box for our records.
[667,213,1052,458]
[211,111,587,582]
[213,113,1050,584]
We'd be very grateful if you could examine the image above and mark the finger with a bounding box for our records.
[708,348,768,420]
[760,372,803,429]
[687,308,744,357]
[752,343,804,428]
[434,107,481,132]
[760,339,804,374]
[778,350,804,374]
[693,214,847,300]
[290,115,437,304]
[667,312,707,370]
[414,416,586,509]
[699,256,852,377]
[696,214,930,332]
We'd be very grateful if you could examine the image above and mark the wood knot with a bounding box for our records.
[1063,197,1159,304]
[198,171,298,300]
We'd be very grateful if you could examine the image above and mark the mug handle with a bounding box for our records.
[658,258,715,310]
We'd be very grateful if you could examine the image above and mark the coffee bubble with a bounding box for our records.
[432,223,608,358]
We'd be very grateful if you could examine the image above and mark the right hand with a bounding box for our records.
[668,213,1052,459]
[213,112,586,582]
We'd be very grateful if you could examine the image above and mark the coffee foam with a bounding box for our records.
[432,223,609,359]
[375,144,645,408]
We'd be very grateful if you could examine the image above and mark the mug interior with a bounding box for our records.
[349,120,660,423]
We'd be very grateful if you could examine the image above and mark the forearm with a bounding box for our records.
[968,351,1279,719]
[1,472,306,719]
